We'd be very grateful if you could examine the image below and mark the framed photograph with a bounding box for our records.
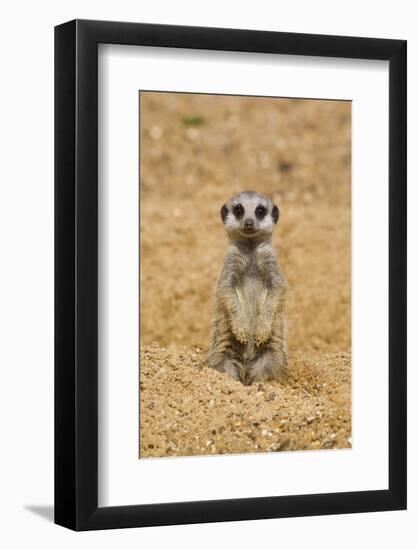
[55,19,406,530]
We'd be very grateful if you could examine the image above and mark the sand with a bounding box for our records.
[139,92,351,457]
[140,344,351,457]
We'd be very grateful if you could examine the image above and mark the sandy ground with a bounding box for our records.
[139,92,351,457]
[140,345,351,457]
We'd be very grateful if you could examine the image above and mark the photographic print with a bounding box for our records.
[55,20,406,529]
[139,91,352,459]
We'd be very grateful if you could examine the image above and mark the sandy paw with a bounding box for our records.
[232,323,249,344]
[254,322,272,346]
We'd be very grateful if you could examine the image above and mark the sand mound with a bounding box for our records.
[140,345,351,458]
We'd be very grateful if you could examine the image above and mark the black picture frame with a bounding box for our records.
[55,19,407,531]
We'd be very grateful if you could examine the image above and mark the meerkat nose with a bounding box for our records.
[244,218,255,228]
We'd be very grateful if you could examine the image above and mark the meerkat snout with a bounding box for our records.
[207,190,288,385]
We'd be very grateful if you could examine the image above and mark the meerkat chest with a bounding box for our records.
[239,250,271,283]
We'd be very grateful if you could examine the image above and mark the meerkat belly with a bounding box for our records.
[237,276,267,333]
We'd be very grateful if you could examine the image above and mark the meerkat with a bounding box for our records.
[206,191,288,385]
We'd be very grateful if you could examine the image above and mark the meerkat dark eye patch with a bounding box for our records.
[271,205,279,224]
[220,204,228,223]
[233,204,244,219]
[255,204,267,219]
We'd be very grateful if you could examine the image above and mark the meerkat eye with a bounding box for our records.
[233,204,244,219]
[255,205,267,219]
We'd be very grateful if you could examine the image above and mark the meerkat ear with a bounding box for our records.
[221,204,228,223]
[272,205,279,224]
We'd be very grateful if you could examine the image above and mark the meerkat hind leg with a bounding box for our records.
[245,347,287,386]
[213,357,243,382]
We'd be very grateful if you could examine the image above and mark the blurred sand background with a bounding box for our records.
[139,92,351,458]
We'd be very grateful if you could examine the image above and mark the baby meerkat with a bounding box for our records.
[206,191,288,385]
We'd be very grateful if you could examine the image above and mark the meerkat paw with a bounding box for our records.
[233,326,249,344]
[254,319,272,346]
[231,320,250,344]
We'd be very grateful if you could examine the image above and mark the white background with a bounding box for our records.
[0,1,415,548]
[99,46,389,506]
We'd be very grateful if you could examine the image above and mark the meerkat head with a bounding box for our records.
[220,191,279,241]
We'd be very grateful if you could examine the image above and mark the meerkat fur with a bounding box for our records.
[206,191,288,385]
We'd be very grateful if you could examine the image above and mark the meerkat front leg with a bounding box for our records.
[254,283,285,346]
[217,279,249,344]
[254,289,277,346]
[230,287,250,344]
